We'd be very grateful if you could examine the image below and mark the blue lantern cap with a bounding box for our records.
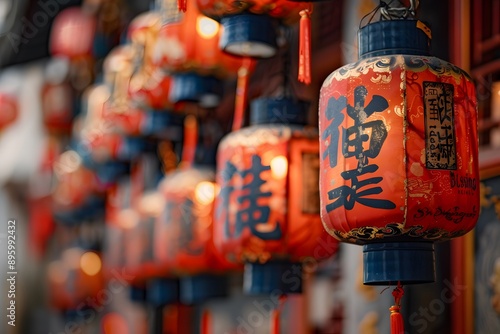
[146,278,179,307]
[93,161,130,185]
[220,13,278,58]
[129,285,147,303]
[179,274,228,305]
[250,97,309,126]
[169,73,223,108]
[363,242,436,285]
[358,20,431,59]
[244,261,302,295]
[54,195,106,226]
[140,110,184,140]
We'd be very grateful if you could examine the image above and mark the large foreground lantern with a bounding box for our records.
[319,3,478,331]
[216,97,338,295]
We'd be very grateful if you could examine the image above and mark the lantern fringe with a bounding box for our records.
[178,0,187,12]
[390,282,405,334]
[271,295,287,334]
[233,57,253,131]
[298,7,312,85]
[201,309,212,334]
[180,114,197,168]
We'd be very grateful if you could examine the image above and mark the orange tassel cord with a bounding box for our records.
[178,0,187,12]
[298,7,312,85]
[233,57,254,132]
[270,295,287,334]
[390,282,405,334]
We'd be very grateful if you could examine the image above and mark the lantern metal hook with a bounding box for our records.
[359,0,420,29]
[380,0,419,20]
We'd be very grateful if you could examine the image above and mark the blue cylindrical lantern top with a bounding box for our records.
[358,20,431,59]
[250,97,309,126]
[220,13,278,58]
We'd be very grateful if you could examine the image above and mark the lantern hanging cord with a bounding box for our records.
[360,0,419,28]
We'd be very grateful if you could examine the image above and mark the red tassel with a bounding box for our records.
[233,57,253,131]
[390,283,405,334]
[200,309,212,334]
[270,295,287,334]
[178,0,187,12]
[181,115,197,168]
[298,8,312,85]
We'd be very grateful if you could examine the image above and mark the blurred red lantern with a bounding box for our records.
[156,166,238,304]
[153,116,238,304]
[129,69,174,110]
[126,11,176,110]
[48,248,105,311]
[42,58,74,134]
[79,84,144,163]
[153,0,242,77]
[52,150,97,214]
[50,7,96,59]
[195,0,307,58]
[41,83,73,133]
[216,97,338,294]
[0,92,18,130]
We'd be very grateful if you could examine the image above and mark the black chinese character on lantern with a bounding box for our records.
[323,85,396,212]
[166,199,202,256]
[218,155,282,240]
[423,82,456,170]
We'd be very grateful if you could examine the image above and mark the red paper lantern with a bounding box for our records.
[195,0,305,24]
[41,82,73,133]
[52,150,96,214]
[319,19,479,286]
[195,0,307,59]
[0,92,18,131]
[79,84,144,163]
[50,7,96,59]
[216,97,338,294]
[153,0,241,77]
[156,168,236,274]
[128,69,174,110]
[155,166,238,304]
[126,11,176,110]
[47,248,105,311]
[123,191,168,282]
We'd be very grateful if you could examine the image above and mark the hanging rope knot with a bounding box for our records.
[379,0,419,20]
[392,282,404,306]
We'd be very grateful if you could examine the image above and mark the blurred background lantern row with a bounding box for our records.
[0,0,483,333]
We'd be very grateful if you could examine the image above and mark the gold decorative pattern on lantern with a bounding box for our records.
[329,223,470,244]
[324,55,470,85]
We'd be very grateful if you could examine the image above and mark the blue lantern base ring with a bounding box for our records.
[363,242,436,285]
[169,74,222,108]
[146,278,179,307]
[129,285,147,304]
[180,274,229,305]
[250,97,309,126]
[220,13,278,58]
[244,261,303,295]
